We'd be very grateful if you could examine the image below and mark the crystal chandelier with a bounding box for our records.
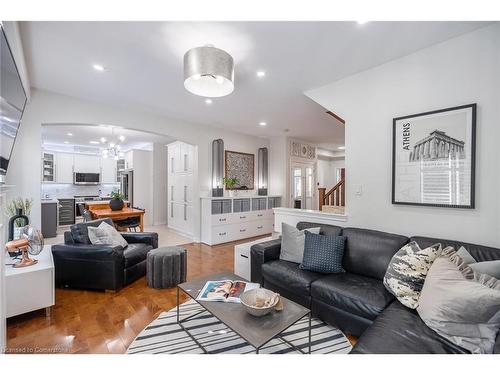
[102,135,125,160]
[184,45,234,97]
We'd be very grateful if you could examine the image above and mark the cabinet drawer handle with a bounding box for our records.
[219,218,226,222]
[218,232,227,236]
[239,216,246,219]
[240,254,248,259]
[239,229,246,232]
[257,226,263,229]
[257,214,263,217]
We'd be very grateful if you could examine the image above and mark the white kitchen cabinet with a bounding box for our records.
[42,152,56,183]
[180,142,194,173]
[55,152,74,183]
[101,157,116,184]
[167,141,195,237]
[74,154,101,173]
[125,151,134,169]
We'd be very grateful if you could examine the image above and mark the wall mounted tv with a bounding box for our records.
[0,24,27,176]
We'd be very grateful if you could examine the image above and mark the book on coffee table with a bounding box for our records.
[196,279,259,303]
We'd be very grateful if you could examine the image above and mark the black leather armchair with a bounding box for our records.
[52,218,158,291]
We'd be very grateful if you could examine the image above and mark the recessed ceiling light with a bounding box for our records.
[89,141,100,144]
[100,137,107,143]
[64,141,69,144]
[338,146,346,150]
[92,64,105,72]
[256,71,266,78]
[205,98,213,105]
[67,132,73,136]
[118,135,125,142]
[356,20,368,25]
[259,122,267,126]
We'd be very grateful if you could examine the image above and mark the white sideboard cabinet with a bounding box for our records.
[201,196,281,245]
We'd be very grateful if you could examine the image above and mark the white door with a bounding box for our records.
[290,164,315,210]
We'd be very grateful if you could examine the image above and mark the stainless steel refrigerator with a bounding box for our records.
[120,169,134,206]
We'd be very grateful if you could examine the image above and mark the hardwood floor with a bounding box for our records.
[6,237,357,354]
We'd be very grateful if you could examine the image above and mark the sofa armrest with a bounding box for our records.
[121,232,158,248]
[250,239,282,285]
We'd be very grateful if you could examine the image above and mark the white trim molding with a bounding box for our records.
[273,207,347,233]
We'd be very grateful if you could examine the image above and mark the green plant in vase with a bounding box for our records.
[223,177,239,196]
[110,191,126,211]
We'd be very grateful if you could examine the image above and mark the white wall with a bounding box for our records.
[130,150,154,226]
[152,143,168,225]
[7,88,270,241]
[306,24,500,247]
[317,158,345,189]
[269,136,289,206]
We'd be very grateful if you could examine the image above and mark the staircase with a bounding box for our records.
[318,179,345,213]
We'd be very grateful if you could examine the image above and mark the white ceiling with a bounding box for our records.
[42,123,174,154]
[21,22,488,146]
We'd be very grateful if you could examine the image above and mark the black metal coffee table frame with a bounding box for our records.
[176,282,312,354]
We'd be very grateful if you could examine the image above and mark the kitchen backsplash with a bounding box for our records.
[42,183,120,199]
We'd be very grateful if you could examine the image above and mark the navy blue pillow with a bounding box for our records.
[300,231,345,274]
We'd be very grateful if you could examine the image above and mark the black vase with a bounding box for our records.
[110,198,124,211]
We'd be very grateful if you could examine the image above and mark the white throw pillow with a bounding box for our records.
[280,223,321,264]
[88,222,128,249]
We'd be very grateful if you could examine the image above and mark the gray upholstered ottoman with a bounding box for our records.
[146,247,187,288]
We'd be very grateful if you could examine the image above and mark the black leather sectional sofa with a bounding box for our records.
[250,221,500,354]
[52,218,158,291]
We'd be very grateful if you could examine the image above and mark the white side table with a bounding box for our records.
[234,236,277,281]
[4,245,55,318]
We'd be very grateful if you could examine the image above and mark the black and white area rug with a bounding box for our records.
[126,300,352,354]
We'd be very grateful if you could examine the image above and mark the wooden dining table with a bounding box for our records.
[89,207,145,232]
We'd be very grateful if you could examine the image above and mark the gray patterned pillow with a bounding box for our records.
[383,241,442,309]
[88,221,128,249]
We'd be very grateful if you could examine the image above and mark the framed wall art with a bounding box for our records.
[392,103,476,208]
[224,150,255,190]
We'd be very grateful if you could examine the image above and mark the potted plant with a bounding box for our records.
[109,191,125,211]
[223,177,239,197]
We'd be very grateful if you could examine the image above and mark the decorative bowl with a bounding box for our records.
[240,288,280,317]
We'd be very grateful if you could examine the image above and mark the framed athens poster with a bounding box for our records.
[224,150,255,190]
[392,103,476,208]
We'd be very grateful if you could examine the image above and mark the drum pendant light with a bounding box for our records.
[184,45,234,98]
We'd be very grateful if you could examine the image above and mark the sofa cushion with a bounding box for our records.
[262,259,323,296]
[416,248,500,354]
[88,221,129,249]
[311,272,394,321]
[351,301,470,354]
[456,246,500,279]
[342,228,409,280]
[296,221,343,237]
[70,218,114,244]
[280,223,320,263]
[411,236,500,262]
[383,241,442,309]
[300,232,345,274]
[123,243,153,268]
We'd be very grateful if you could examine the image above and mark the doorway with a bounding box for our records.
[291,163,315,210]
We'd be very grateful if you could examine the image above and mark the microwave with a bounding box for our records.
[74,172,100,185]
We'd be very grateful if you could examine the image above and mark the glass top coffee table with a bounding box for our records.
[177,272,312,354]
